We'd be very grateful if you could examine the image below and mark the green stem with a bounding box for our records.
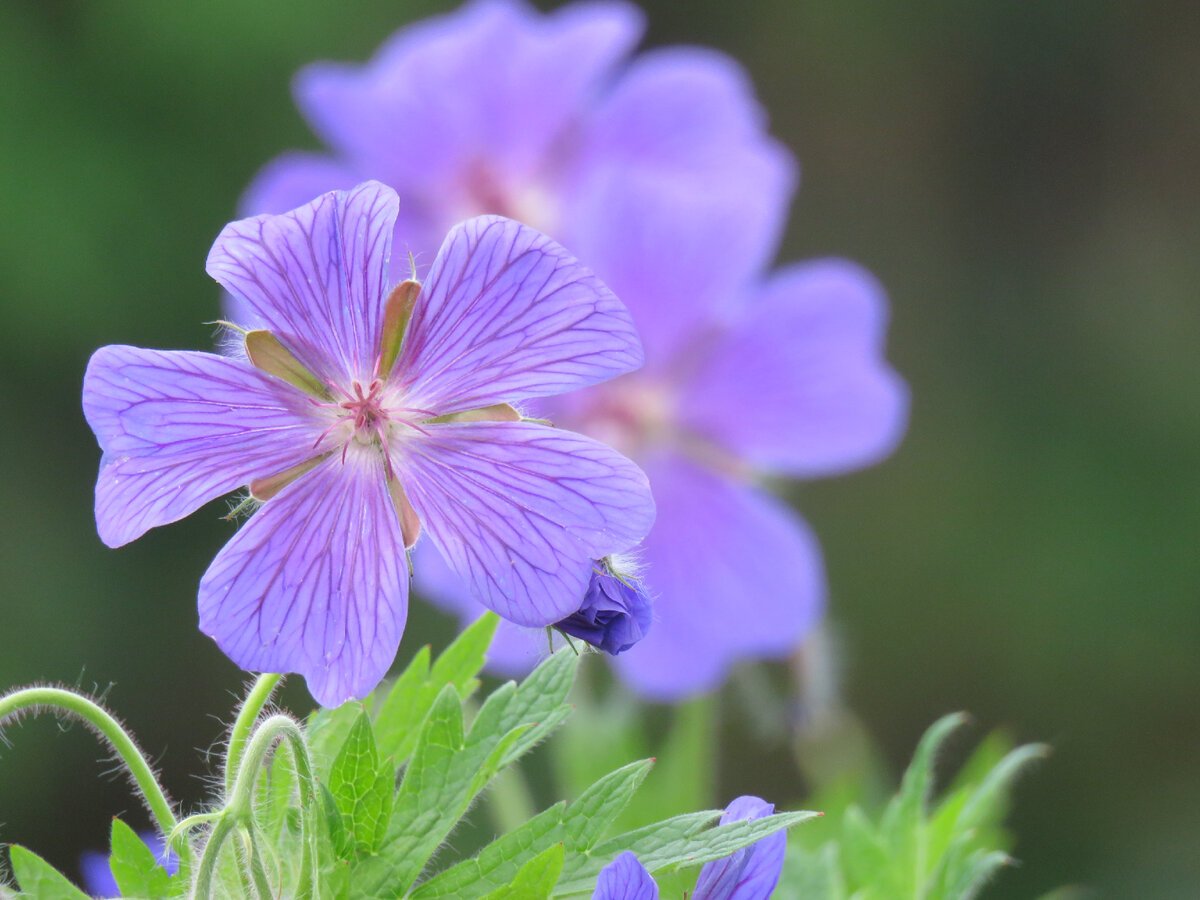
[193,714,316,900]
[0,686,191,871]
[224,673,283,796]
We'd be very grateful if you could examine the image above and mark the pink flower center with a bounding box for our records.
[311,379,434,477]
[341,378,390,443]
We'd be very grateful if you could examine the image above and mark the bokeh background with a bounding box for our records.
[1,1,1197,896]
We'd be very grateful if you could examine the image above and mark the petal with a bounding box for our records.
[233,152,439,298]
[198,456,409,707]
[561,48,795,363]
[397,216,643,415]
[412,540,547,674]
[206,181,399,384]
[593,851,659,900]
[578,46,794,180]
[295,0,642,189]
[613,453,825,700]
[396,421,654,626]
[83,346,320,548]
[680,260,910,478]
[693,797,786,900]
[562,162,789,368]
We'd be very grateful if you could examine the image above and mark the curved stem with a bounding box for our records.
[224,673,283,796]
[194,714,315,900]
[0,686,191,871]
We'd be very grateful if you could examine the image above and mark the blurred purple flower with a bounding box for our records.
[593,796,784,900]
[241,0,908,699]
[80,832,177,898]
[555,558,652,655]
[84,182,653,706]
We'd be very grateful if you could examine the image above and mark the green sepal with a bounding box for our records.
[244,330,329,398]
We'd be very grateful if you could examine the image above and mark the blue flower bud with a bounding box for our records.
[555,559,653,655]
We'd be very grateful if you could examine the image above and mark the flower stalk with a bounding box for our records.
[0,686,191,872]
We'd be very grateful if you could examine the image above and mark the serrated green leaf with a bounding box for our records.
[373,644,432,762]
[883,712,968,840]
[108,819,173,899]
[371,615,495,768]
[328,711,396,858]
[308,702,366,782]
[555,809,818,895]
[7,845,89,899]
[956,743,1048,833]
[840,805,892,889]
[480,843,564,900]
[410,802,568,899]
[563,759,655,852]
[358,651,579,897]
[429,612,497,699]
[320,782,352,860]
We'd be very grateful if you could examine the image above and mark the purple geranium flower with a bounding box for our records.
[240,0,908,699]
[593,796,785,900]
[80,832,177,898]
[555,558,652,655]
[83,181,654,706]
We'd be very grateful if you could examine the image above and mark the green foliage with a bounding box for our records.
[108,818,179,898]
[779,713,1048,899]
[0,614,815,897]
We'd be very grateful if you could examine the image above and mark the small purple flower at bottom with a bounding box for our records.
[82,182,654,707]
[80,832,177,899]
[555,558,652,656]
[594,851,659,900]
[593,796,785,900]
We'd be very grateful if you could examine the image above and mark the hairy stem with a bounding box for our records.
[224,673,283,796]
[193,713,317,900]
[0,686,191,871]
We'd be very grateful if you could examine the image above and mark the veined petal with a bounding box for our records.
[396,216,643,415]
[680,260,909,478]
[207,181,398,384]
[82,346,321,548]
[395,421,654,626]
[198,456,409,707]
[693,797,786,900]
[613,453,825,700]
[593,851,659,900]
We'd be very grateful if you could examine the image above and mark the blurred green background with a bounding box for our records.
[1,1,1197,896]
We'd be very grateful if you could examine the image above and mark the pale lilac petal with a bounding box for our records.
[396,421,654,626]
[412,541,546,673]
[593,851,659,900]
[397,216,643,415]
[680,260,909,478]
[206,181,398,384]
[234,152,440,294]
[613,453,824,700]
[563,162,788,367]
[198,457,408,707]
[296,0,642,189]
[577,46,793,180]
[693,797,785,900]
[82,346,320,548]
